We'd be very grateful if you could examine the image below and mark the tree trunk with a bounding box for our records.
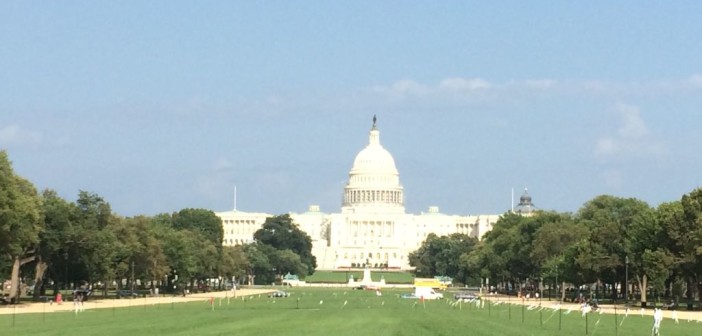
[32,259,48,300]
[697,280,702,311]
[561,281,566,302]
[8,256,21,304]
[638,274,648,308]
[8,255,35,304]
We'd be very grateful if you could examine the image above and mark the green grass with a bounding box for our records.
[2,288,700,336]
[305,270,414,284]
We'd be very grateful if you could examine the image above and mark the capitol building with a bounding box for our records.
[216,118,533,270]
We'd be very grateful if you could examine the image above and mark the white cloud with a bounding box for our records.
[0,125,42,146]
[370,75,702,102]
[594,103,666,159]
[616,103,649,139]
[688,74,702,88]
[372,79,428,97]
[601,169,623,189]
[213,158,233,171]
[523,79,556,89]
[438,78,491,91]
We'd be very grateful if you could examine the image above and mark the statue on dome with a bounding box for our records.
[372,115,377,128]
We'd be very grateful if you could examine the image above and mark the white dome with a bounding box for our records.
[342,119,404,214]
[350,129,399,176]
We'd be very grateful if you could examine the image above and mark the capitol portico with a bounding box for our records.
[216,117,502,270]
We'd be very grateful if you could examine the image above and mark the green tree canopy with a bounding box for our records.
[409,233,477,283]
[0,151,44,302]
[172,208,224,248]
[253,214,316,275]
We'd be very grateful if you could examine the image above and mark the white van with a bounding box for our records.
[414,286,444,300]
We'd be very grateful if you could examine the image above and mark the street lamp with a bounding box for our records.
[64,251,69,291]
[555,266,559,302]
[131,261,135,293]
[625,256,629,306]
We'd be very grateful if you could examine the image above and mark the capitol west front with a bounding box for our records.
[216,119,501,270]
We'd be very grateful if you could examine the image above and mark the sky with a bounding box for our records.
[2,1,702,217]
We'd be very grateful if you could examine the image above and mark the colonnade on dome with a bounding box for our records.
[342,189,403,206]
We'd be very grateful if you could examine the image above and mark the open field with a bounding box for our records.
[2,287,701,336]
[304,270,414,283]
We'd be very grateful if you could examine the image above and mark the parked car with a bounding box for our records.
[454,292,478,301]
[352,284,379,291]
[116,289,139,298]
[268,290,289,298]
[400,293,418,299]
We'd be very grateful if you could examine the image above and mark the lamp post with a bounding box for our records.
[625,256,629,306]
[131,260,135,293]
[64,252,68,291]
[539,277,543,303]
[555,266,559,302]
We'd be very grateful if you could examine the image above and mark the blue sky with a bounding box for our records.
[2,1,701,216]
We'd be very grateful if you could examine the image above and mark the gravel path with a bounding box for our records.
[0,288,274,315]
[482,295,702,323]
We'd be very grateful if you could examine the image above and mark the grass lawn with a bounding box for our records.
[305,270,414,284]
[2,288,699,336]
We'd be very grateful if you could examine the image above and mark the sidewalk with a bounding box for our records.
[0,288,274,315]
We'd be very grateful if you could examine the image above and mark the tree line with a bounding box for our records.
[0,151,315,303]
[410,189,702,309]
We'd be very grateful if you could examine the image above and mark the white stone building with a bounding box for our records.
[216,118,502,270]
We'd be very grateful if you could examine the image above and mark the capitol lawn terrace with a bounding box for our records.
[4,287,699,336]
[304,270,414,284]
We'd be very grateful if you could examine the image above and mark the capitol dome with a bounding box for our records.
[342,116,405,214]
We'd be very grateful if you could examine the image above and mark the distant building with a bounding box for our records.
[217,117,507,270]
[514,188,537,216]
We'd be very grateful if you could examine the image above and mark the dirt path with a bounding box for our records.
[482,295,702,323]
[0,289,274,315]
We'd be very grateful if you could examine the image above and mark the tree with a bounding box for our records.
[161,229,200,290]
[34,190,76,297]
[243,243,273,285]
[409,233,477,282]
[271,249,308,278]
[0,151,44,303]
[167,210,223,290]
[111,216,169,293]
[530,212,584,301]
[172,208,223,248]
[680,188,702,308]
[576,195,656,306]
[69,191,118,290]
[220,245,250,284]
[253,214,316,275]
[642,249,674,301]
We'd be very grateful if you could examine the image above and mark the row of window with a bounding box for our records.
[224,238,252,245]
[222,219,258,225]
[344,189,403,204]
[339,252,401,260]
[350,175,397,184]
[226,229,255,235]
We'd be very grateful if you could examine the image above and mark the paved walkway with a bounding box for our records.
[0,288,274,315]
